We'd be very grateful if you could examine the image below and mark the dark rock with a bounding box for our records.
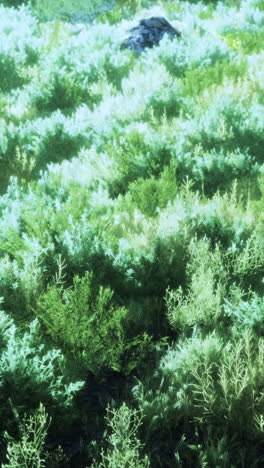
[121,16,181,54]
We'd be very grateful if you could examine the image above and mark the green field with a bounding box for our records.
[0,0,264,466]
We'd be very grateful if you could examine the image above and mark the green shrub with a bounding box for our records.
[224,290,264,336]
[1,112,87,187]
[190,96,264,162]
[174,144,260,197]
[198,3,215,19]
[128,164,178,217]
[166,238,227,334]
[182,58,248,98]
[155,33,233,78]
[30,69,102,114]
[92,403,150,468]
[144,78,188,120]
[35,271,128,373]
[0,5,39,66]
[1,0,29,6]
[3,403,67,468]
[221,29,264,54]
[36,268,154,373]
[0,51,23,92]
[227,232,264,289]
[3,402,51,468]
[106,121,174,197]
[0,309,84,436]
[133,330,264,443]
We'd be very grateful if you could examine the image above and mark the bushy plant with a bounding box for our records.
[106,121,174,196]
[133,330,264,443]
[224,290,264,335]
[190,94,264,162]
[0,5,39,65]
[91,403,150,468]
[27,68,102,114]
[153,31,233,78]
[182,58,248,99]
[35,271,128,373]
[166,237,227,334]
[3,403,67,468]
[1,111,88,187]
[175,146,260,196]
[0,309,84,436]
[0,240,46,319]
[0,51,23,92]
[3,403,51,468]
[128,164,178,217]
[227,231,264,289]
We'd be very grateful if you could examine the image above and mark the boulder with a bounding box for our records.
[121,16,181,54]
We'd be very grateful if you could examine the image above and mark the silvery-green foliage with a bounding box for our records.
[22,67,102,114]
[150,29,233,78]
[214,0,264,35]
[157,186,254,248]
[43,146,114,192]
[58,213,105,273]
[0,177,23,233]
[3,403,51,468]
[98,185,255,297]
[133,330,264,437]
[166,237,227,333]
[0,243,47,316]
[224,290,264,335]
[1,110,88,186]
[0,50,23,93]
[43,21,135,90]
[176,147,260,196]
[0,5,39,65]
[133,332,224,432]
[120,62,188,120]
[3,402,68,468]
[105,120,176,195]
[190,95,264,160]
[0,309,84,431]
[92,403,150,468]
[227,231,264,288]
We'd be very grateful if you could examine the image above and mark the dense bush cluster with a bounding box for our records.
[0,0,264,466]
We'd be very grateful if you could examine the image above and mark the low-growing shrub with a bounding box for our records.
[29,69,102,114]
[224,290,264,335]
[182,58,248,98]
[106,121,174,196]
[91,403,150,468]
[166,237,227,334]
[3,403,68,468]
[0,308,84,438]
[128,164,178,217]
[133,330,264,464]
[175,146,260,197]
[35,271,153,374]
[35,272,127,373]
[0,51,24,92]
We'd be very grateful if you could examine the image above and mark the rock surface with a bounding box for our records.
[121,16,181,54]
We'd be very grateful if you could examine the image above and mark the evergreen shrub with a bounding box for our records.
[35,272,127,373]
[0,52,23,92]
[3,403,67,468]
[133,331,264,443]
[0,309,84,437]
[92,403,150,468]
[166,238,227,333]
